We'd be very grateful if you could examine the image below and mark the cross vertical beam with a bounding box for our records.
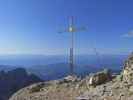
[69,16,74,75]
[59,16,85,76]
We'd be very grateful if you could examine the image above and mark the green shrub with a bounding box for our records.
[30,84,44,93]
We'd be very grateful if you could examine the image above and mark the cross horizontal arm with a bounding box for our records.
[72,27,86,32]
[59,27,86,33]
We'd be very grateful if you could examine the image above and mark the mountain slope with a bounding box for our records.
[9,53,133,100]
[0,68,43,100]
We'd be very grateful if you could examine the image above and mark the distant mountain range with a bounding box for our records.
[27,62,122,81]
[0,54,127,80]
[27,63,104,80]
[0,68,42,100]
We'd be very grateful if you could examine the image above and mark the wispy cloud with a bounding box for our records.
[121,30,133,38]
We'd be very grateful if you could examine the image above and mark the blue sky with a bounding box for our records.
[0,0,133,55]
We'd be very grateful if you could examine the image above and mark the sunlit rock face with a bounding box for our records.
[122,53,133,84]
[88,69,111,86]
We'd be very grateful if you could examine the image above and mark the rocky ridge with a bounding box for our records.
[9,53,133,100]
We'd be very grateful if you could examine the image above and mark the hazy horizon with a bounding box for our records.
[0,54,127,67]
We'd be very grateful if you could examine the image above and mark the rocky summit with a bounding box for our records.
[9,53,133,100]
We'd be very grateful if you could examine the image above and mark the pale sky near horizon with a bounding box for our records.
[0,0,133,55]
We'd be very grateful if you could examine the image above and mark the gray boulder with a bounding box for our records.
[88,69,111,86]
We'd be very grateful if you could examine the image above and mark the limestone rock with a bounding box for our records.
[129,86,133,93]
[122,53,133,84]
[63,75,79,82]
[88,69,111,86]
